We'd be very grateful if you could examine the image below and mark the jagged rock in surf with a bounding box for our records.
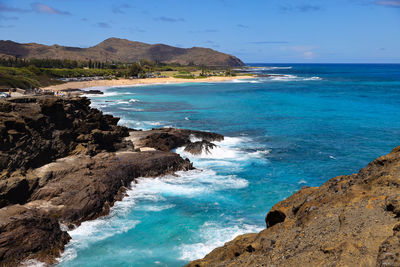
[184,140,217,155]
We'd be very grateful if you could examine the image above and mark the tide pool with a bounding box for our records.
[58,64,400,267]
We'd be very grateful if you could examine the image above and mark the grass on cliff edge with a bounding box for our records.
[0,66,61,90]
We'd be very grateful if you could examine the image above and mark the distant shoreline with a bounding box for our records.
[41,76,254,91]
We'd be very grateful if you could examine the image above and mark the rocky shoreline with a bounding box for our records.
[0,96,223,266]
[187,146,400,266]
[2,95,400,267]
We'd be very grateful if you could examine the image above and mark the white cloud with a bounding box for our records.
[31,3,71,15]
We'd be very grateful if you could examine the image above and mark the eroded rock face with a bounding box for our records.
[0,96,129,178]
[0,205,71,266]
[0,96,212,266]
[29,151,193,223]
[188,146,400,267]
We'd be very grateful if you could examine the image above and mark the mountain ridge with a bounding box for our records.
[0,38,245,67]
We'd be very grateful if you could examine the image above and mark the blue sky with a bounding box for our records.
[0,0,399,63]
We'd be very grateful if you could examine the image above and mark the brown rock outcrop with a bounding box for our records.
[188,146,400,267]
[127,128,223,152]
[0,95,220,266]
[0,96,129,178]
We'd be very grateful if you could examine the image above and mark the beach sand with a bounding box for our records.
[41,76,253,91]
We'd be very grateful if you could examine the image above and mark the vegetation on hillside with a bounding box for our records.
[0,58,241,90]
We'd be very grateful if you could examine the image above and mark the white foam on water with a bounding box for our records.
[117,119,164,129]
[119,107,144,111]
[132,169,249,200]
[143,121,162,126]
[178,221,263,261]
[57,188,143,264]
[229,78,261,83]
[20,259,47,267]
[176,136,269,162]
[117,100,130,104]
[134,204,176,212]
[84,91,133,98]
[268,66,292,70]
[304,76,323,81]
[58,165,250,264]
[270,74,298,81]
[129,98,140,103]
[266,75,322,82]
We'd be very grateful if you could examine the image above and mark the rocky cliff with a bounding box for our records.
[0,38,245,67]
[0,96,223,266]
[187,146,400,267]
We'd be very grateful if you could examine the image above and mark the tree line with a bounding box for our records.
[0,58,133,69]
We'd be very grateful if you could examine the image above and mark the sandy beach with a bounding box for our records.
[42,75,253,91]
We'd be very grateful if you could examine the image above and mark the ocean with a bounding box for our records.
[57,64,400,267]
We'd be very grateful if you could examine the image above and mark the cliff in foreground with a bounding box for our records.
[0,96,223,266]
[188,146,400,266]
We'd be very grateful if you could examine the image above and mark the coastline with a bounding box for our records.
[2,75,400,266]
[0,95,226,266]
[41,76,254,91]
[187,145,400,266]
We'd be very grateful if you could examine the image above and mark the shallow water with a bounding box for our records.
[58,64,400,267]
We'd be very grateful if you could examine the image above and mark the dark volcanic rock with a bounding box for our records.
[29,151,192,223]
[0,205,71,266]
[187,146,400,267]
[0,96,129,178]
[84,90,103,95]
[184,140,217,155]
[0,95,206,266]
[0,150,193,265]
[128,127,223,152]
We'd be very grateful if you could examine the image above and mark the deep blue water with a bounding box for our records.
[58,64,400,267]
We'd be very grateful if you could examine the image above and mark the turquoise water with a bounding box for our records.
[58,64,400,267]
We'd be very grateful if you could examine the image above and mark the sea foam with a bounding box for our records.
[176,136,269,162]
[178,221,263,260]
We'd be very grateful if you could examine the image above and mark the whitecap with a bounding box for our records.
[176,136,267,162]
[134,204,176,212]
[119,107,144,111]
[20,259,47,267]
[129,98,140,103]
[178,221,263,261]
[132,169,249,199]
[270,74,299,81]
[117,100,130,104]
[298,179,308,184]
[228,79,261,84]
[143,121,162,126]
[304,76,323,81]
[84,91,133,98]
[58,195,141,264]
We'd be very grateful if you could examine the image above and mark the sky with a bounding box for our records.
[0,0,399,63]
